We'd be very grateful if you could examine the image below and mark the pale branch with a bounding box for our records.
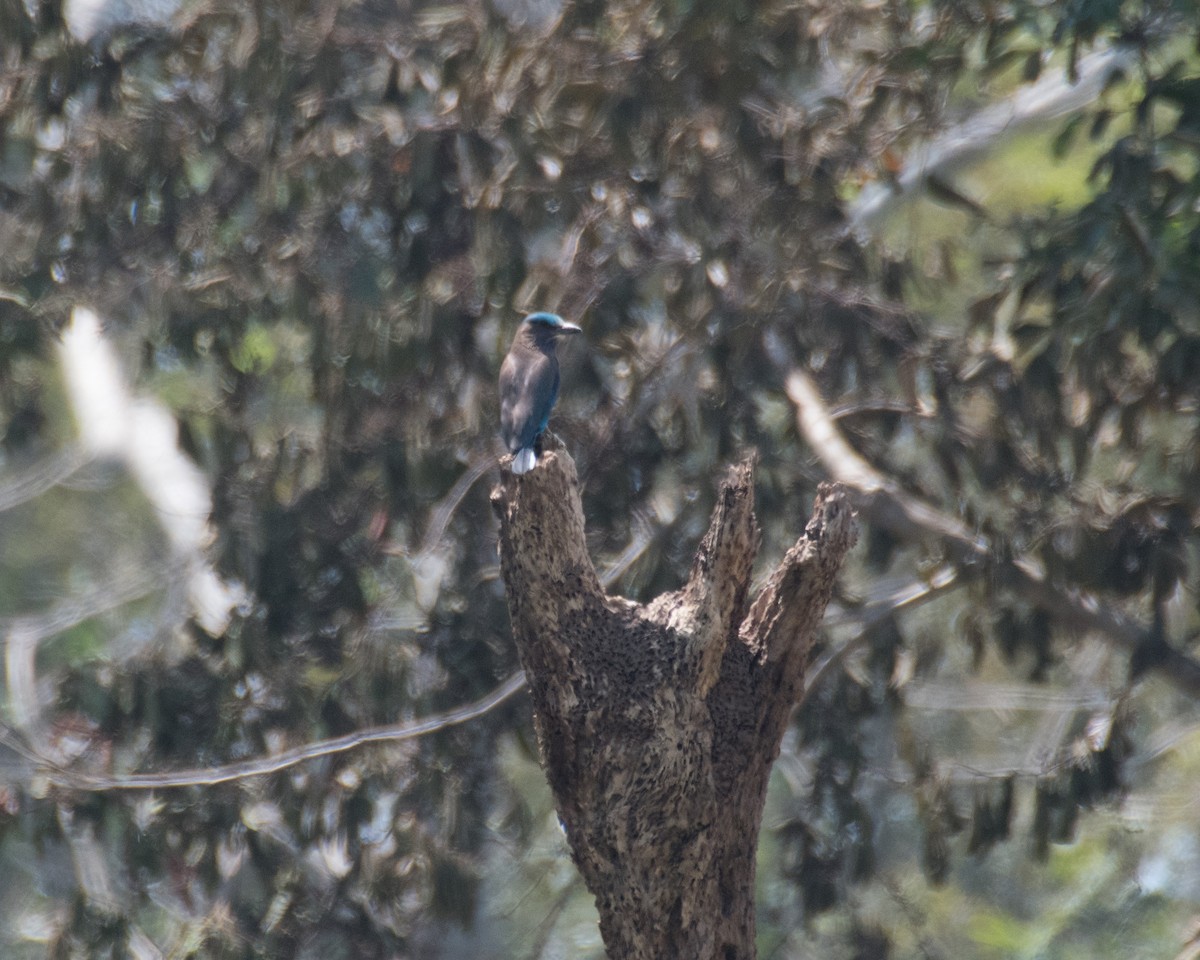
[58,308,242,637]
[829,399,927,421]
[57,805,120,913]
[5,565,168,740]
[788,369,988,555]
[2,442,661,795]
[823,564,960,631]
[803,564,961,703]
[524,877,584,960]
[847,45,1135,236]
[904,678,1112,712]
[417,451,498,557]
[374,452,496,634]
[1,565,166,648]
[31,670,527,793]
[786,368,1200,697]
[0,446,88,512]
[598,510,656,587]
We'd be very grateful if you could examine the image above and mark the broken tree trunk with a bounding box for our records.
[491,441,857,960]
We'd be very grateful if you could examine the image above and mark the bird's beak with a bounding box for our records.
[557,322,582,336]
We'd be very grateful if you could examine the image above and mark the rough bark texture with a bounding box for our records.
[491,439,857,960]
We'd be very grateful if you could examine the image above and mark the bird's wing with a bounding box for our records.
[537,365,561,435]
[500,351,556,452]
[499,354,525,452]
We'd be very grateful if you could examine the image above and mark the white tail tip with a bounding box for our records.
[511,448,537,474]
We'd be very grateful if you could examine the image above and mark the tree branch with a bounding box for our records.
[785,367,1200,697]
[0,446,88,512]
[846,45,1135,236]
[648,458,761,696]
[491,439,856,959]
[34,670,527,792]
[741,482,858,667]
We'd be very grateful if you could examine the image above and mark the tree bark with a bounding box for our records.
[491,440,857,960]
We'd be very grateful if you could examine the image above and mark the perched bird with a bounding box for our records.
[499,311,582,474]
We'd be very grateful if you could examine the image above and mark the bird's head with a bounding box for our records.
[523,312,582,339]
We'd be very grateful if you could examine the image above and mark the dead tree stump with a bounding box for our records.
[492,442,857,960]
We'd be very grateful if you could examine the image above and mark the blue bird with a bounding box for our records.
[499,311,582,474]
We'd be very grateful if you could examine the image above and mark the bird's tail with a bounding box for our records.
[512,448,537,475]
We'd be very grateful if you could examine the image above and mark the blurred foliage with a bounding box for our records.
[3,0,1200,956]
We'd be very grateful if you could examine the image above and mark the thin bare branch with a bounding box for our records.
[803,565,960,701]
[43,670,527,792]
[786,367,1200,697]
[5,565,168,741]
[903,679,1112,712]
[599,511,656,588]
[847,45,1135,235]
[418,452,498,557]
[1,565,165,646]
[823,564,960,631]
[0,446,89,512]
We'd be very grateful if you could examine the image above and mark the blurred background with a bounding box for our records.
[3,0,1200,956]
